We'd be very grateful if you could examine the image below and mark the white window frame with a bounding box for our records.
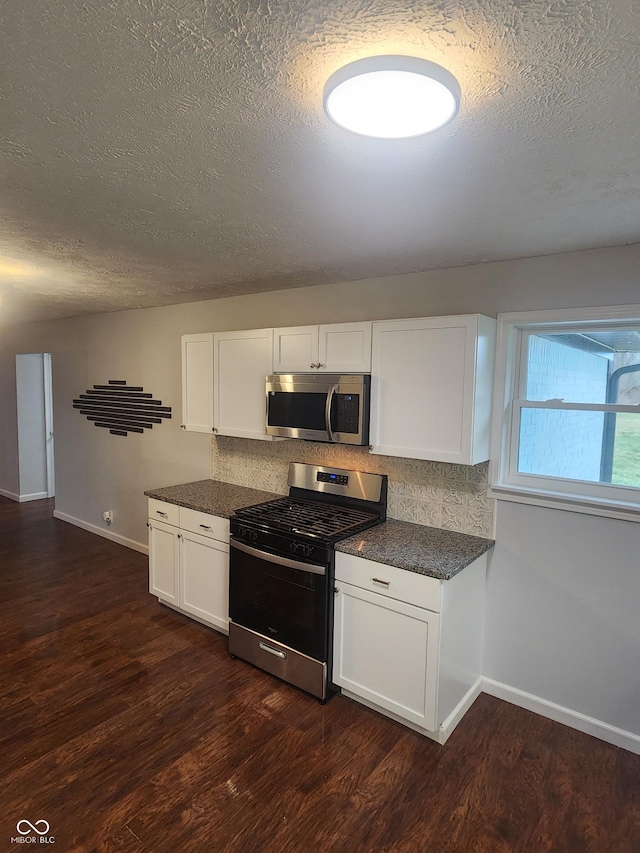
[489,304,640,522]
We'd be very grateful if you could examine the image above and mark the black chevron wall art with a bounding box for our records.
[73,380,172,436]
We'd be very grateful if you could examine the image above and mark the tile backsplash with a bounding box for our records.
[210,436,494,538]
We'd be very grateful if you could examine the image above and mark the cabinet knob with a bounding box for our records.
[181,425,186,430]
[212,427,217,432]
[318,363,325,369]
[310,363,316,369]
[177,534,182,539]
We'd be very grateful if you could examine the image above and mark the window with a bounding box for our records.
[490,306,640,520]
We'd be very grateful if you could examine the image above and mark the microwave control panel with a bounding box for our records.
[335,394,360,434]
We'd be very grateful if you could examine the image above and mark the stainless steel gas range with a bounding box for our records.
[228,462,387,700]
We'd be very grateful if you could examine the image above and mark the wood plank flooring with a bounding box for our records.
[1,496,639,852]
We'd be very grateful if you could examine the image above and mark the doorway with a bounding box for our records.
[15,352,55,501]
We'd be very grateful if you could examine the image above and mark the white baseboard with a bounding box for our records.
[439,677,483,744]
[19,491,48,502]
[340,677,483,746]
[482,677,640,756]
[0,488,21,501]
[53,510,149,555]
[0,489,50,503]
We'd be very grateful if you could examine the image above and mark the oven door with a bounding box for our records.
[229,539,329,662]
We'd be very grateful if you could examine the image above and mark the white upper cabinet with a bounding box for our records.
[213,328,275,440]
[181,333,214,433]
[318,323,372,373]
[273,326,318,373]
[370,315,496,464]
[273,322,372,373]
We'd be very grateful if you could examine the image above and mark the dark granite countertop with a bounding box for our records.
[145,480,493,580]
[335,519,494,581]
[144,479,280,519]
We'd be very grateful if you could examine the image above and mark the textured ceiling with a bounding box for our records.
[1,0,639,326]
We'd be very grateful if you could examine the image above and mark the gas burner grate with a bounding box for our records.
[234,497,378,540]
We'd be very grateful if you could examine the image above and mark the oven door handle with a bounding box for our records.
[325,384,338,442]
[230,539,326,575]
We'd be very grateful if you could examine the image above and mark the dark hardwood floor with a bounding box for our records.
[1,496,639,852]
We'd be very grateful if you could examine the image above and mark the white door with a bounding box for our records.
[370,317,476,463]
[214,329,274,440]
[180,530,230,633]
[149,520,180,605]
[181,333,214,432]
[333,582,440,731]
[43,353,55,498]
[273,326,319,372]
[318,323,372,373]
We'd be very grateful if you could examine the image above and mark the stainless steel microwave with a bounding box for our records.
[266,374,370,445]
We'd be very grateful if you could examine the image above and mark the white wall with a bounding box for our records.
[2,241,640,745]
[485,502,640,739]
[15,353,48,499]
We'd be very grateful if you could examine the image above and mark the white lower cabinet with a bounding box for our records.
[334,582,439,730]
[148,519,180,606]
[333,551,487,743]
[148,500,230,634]
[179,530,229,632]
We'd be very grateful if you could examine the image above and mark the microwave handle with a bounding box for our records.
[325,384,338,442]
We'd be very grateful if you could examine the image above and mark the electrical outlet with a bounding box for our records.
[103,511,113,524]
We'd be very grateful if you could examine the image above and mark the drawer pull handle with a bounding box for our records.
[259,642,286,660]
[156,511,168,518]
[372,577,390,587]
[199,524,212,530]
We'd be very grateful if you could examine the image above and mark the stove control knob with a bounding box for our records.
[289,542,299,554]
[302,544,313,558]
[238,525,258,543]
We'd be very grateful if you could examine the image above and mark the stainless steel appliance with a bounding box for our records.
[265,374,370,445]
[228,462,387,700]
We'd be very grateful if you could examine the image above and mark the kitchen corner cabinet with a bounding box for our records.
[333,551,486,743]
[181,333,214,433]
[148,499,229,634]
[273,323,372,373]
[214,328,275,440]
[369,315,496,464]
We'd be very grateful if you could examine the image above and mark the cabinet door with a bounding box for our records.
[179,530,230,633]
[214,329,274,440]
[318,322,372,373]
[273,326,319,372]
[149,519,180,605]
[333,582,439,730]
[370,316,477,463]
[181,333,214,433]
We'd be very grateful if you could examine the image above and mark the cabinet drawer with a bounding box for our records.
[335,552,441,612]
[179,507,229,542]
[148,499,180,527]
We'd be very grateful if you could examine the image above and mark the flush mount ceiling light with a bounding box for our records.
[323,55,461,139]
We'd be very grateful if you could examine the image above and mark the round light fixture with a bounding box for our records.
[323,55,461,139]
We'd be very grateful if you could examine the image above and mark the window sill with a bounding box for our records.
[488,484,640,523]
